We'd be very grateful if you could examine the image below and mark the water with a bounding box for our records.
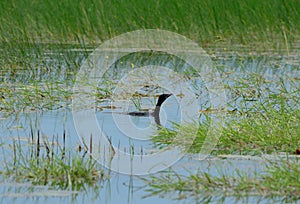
[0,47,299,203]
[0,152,269,204]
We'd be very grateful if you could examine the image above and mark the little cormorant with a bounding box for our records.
[127,94,172,117]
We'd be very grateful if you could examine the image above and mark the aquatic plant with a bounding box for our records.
[1,129,106,191]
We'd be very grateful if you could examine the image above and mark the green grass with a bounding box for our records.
[152,104,300,155]
[0,0,299,113]
[0,1,299,200]
[0,130,106,191]
[142,159,300,202]
[0,82,71,112]
[0,0,299,48]
[151,56,300,155]
[220,108,300,155]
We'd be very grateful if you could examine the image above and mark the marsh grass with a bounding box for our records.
[152,56,300,155]
[220,107,300,155]
[152,68,300,154]
[147,68,300,201]
[0,130,105,191]
[0,82,71,112]
[0,50,190,113]
[142,159,300,202]
[152,104,300,155]
[0,77,113,113]
[0,1,299,199]
[0,0,299,48]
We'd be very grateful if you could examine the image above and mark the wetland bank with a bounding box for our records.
[0,0,300,203]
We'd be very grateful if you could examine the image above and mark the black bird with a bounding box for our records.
[103,94,172,125]
[128,93,172,125]
[128,94,172,116]
[127,94,172,116]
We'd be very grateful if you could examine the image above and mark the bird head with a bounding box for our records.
[156,93,172,106]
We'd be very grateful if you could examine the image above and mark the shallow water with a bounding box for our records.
[0,47,299,203]
[0,150,270,204]
[1,151,289,204]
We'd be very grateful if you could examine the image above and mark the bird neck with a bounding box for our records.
[153,105,161,114]
[153,105,161,126]
[156,99,165,107]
